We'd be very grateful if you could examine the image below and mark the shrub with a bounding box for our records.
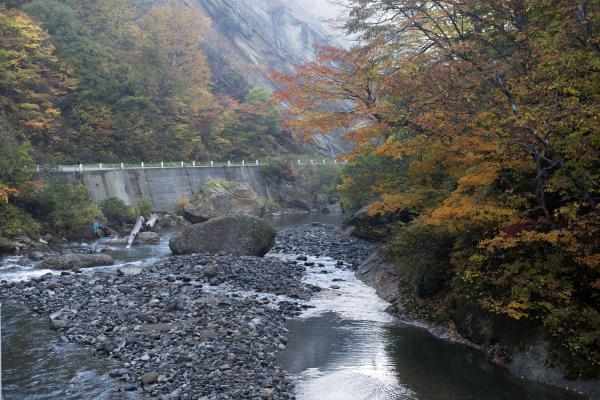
[99,197,132,225]
[175,197,189,216]
[386,223,455,298]
[260,158,296,184]
[202,178,237,193]
[23,179,102,237]
[0,202,40,237]
[133,197,153,219]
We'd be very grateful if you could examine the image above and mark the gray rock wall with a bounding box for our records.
[60,166,271,212]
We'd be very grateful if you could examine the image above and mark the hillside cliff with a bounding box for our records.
[194,0,351,155]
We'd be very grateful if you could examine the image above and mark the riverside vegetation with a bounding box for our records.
[275,0,600,382]
[0,0,301,240]
[1,0,599,397]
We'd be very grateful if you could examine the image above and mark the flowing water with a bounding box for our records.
[0,213,589,399]
[275,253,585,400]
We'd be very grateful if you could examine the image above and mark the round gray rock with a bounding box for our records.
[134,231,160,245]
[41,254,114,270]
[169,214,276,257]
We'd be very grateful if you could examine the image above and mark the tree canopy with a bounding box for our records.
[275,0,600,377]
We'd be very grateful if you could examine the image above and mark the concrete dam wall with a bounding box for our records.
[60,166,271,212]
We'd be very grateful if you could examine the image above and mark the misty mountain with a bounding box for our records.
[194,0,351,155]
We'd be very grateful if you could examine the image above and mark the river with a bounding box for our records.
[0,213,588,399]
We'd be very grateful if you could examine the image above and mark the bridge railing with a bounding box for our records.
[39,158,349,172]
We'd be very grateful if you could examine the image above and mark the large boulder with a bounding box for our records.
[134,231,160,245]
[170,214,276,256]
[0,237,18,255]
[41,254,114,270]
[182,180,265,224]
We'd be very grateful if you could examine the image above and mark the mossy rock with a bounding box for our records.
[0,237,18,254]
[183,180,265,223]
[170,214,275,256]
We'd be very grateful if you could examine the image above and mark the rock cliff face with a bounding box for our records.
[193,0,352,155]
[194,0,339,88]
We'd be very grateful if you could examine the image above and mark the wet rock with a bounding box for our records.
[50,318,68,330]
[321,203,342,214]
[133,232,160,245]
[0,237,18,255]
[165,298,185,312]
[0,222,375,400]
[170,214,276,257]
[117,265,143,277]
[28,251,45,261]
[201,264,218,278]
[103,340,117,353]
[139,372,159,385]
[109,368,129,378]
[41,254,114,270]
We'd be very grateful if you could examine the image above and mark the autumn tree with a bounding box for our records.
[276,0,600,376]
[0,4,71,145]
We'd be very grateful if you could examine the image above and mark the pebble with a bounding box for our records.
[0,224,374,399]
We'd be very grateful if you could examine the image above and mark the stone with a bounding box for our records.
[28,251,45,261]
[41,254,114,270]
[166,298,185,312]
[182,202,210,224]
[109,368,129,378]
[321,203,342,214]
[134,232,160,245]
[170,214,276,257]
[50,318,68,330]
[140,372,160,385]
[182,180,265,224]
[117,265,143,276]
[0,237,18,255]
[202,264,218,278]
[103,340,117,353]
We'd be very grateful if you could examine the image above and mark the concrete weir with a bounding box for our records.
[60,166,271,212]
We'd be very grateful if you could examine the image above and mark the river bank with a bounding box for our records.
[0,220,592,399]
[356,250,600,399]
[0,220,373,399]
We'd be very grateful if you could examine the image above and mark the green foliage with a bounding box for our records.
[338,153,410,213]
[99,197,132,225]
[202,179,237,193]
[386,224,455,298]
[0,117,34,187]
[260,158,296,184]
[0,202,40,236]
[174,197,189,217]
[23,179,102,236]
[4,0,296,163]
[295,164,342,198]
[132,197,152,219]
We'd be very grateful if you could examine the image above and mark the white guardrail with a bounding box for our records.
[37,159,349,173]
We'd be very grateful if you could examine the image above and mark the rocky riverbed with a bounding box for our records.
[0,224,374,399]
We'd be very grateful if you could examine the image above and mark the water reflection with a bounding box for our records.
[267,212,344,229]
[279,314,414,400]
[277,256,585,400]
[1,303,118,400]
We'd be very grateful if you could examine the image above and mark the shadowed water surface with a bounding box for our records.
[276,254,586,400]
[1,303,118,400]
